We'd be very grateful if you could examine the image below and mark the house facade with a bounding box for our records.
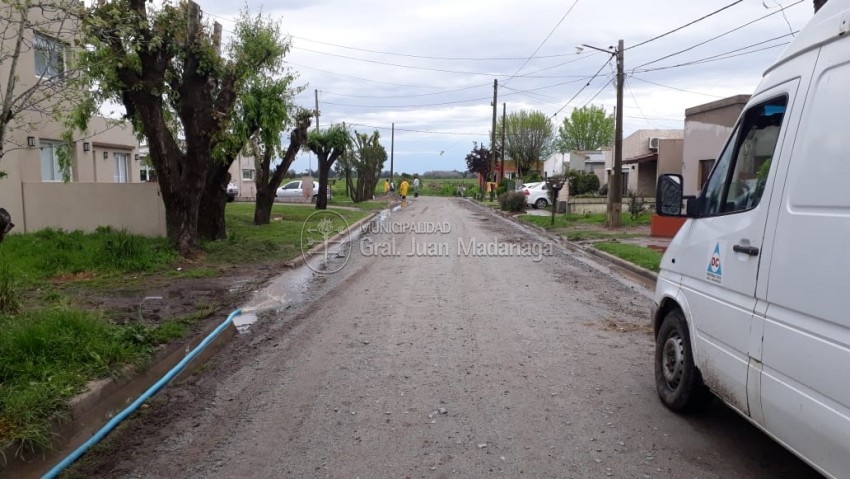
[569,149,607,185]
[228,153,258,199]
[616,129,684,196]
[541,152,568,178]
[0,4,163,236]
[682,95,750,196]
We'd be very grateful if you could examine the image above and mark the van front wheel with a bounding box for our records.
[655,309,711,412]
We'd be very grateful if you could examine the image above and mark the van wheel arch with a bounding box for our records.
[654,298,681,337]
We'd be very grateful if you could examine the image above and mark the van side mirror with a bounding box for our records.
[656,174,685,216]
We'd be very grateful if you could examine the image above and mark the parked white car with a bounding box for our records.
[226,182,238,202]
[276,180,332,201]
[522,182,550,209]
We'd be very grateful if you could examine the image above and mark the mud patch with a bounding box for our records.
[69,264,283,327]
[601,318,652,335]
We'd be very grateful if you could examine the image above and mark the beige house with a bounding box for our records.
[228,153,257,199]
[682,95,750,196]
[605,129,684,196]
[0,4,164,236]
[569,149,608,186]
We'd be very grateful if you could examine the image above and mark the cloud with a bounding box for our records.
[202,0,813,173]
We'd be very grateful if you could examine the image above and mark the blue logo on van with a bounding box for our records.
[706,242,723,283]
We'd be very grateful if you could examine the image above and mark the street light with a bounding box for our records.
[577,41,624,227]
[545,176,567,227]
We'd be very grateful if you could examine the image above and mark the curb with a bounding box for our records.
[286,211,378,270]
[1,315,236,479]
[473,200,659,286]
[0,208,380,479]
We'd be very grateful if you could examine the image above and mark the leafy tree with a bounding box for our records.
[556,104,614,153]
[499,110,555,178]
[348,130,387,202]
[464,142,491,177]
[253,110,312,225]
[198,18,297,239]
[70,1,288,256]
[305,124,350,210]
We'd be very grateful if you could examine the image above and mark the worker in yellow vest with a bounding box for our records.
[399,179,409,199]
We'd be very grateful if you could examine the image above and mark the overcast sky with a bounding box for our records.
[200,0,814,175]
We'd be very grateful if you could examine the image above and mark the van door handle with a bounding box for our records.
[733,244,760,256]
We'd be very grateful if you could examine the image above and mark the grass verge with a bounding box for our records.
[0,202,369,457]
[594,242,662,272]
[203,203,370,265]
[0,307,179,455]
[518,212,651,229]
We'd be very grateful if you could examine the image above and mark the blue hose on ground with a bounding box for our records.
[41,308,243,479]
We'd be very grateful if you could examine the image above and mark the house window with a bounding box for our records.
[114,153,130,183]
[140,165,156,182]
[40,142,66,181]
[242,169,255,181]
[34,33,65,79]
[699,159,715,190]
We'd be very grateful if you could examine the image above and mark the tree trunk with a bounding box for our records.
[316,163,330,210]
[198,164,230,241]
[0,208,13,243]
[253,186,276,224]
[162,187,201,257]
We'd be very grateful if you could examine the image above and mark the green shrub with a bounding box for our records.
[498,191,527,212]
[568,170,601,195]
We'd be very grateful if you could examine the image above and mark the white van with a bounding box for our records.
[652,2,850,477]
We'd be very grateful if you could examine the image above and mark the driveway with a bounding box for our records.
[69,196,819,478]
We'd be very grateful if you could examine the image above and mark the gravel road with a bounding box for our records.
[77,197,819,478]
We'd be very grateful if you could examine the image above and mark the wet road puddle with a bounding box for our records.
[234,209,393,333]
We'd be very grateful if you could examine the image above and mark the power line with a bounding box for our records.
[293,46,503,76]
[286,61,458,89]
[290,35,581,62]
[632,0,803,71]
[509,51,602,79]
[320,83,491,99]
[550,58,612,119]
[635,42,790,73]
[580,76,615,109]
[347,122,485,137]
[322,97,491,109]
[293,45,598,78]
[503,0,581,83]
[624,77,658,128]
[627,1,743,50]
[634,32,796,73]
[628,76,725,98]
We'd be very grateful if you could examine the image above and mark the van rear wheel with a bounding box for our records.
[655,309,712,412]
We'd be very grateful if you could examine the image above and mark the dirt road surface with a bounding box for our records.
[70,197,819,478]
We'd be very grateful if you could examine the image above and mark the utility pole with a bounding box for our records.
[311,89,320,176]
[608,39,625,228]
[582,41,625,227]
[501,102,506,185]
[390,122,395,184]
[490,79,498,184]
[314,89,320,132]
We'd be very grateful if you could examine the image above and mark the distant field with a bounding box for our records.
[317,177,482,198]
